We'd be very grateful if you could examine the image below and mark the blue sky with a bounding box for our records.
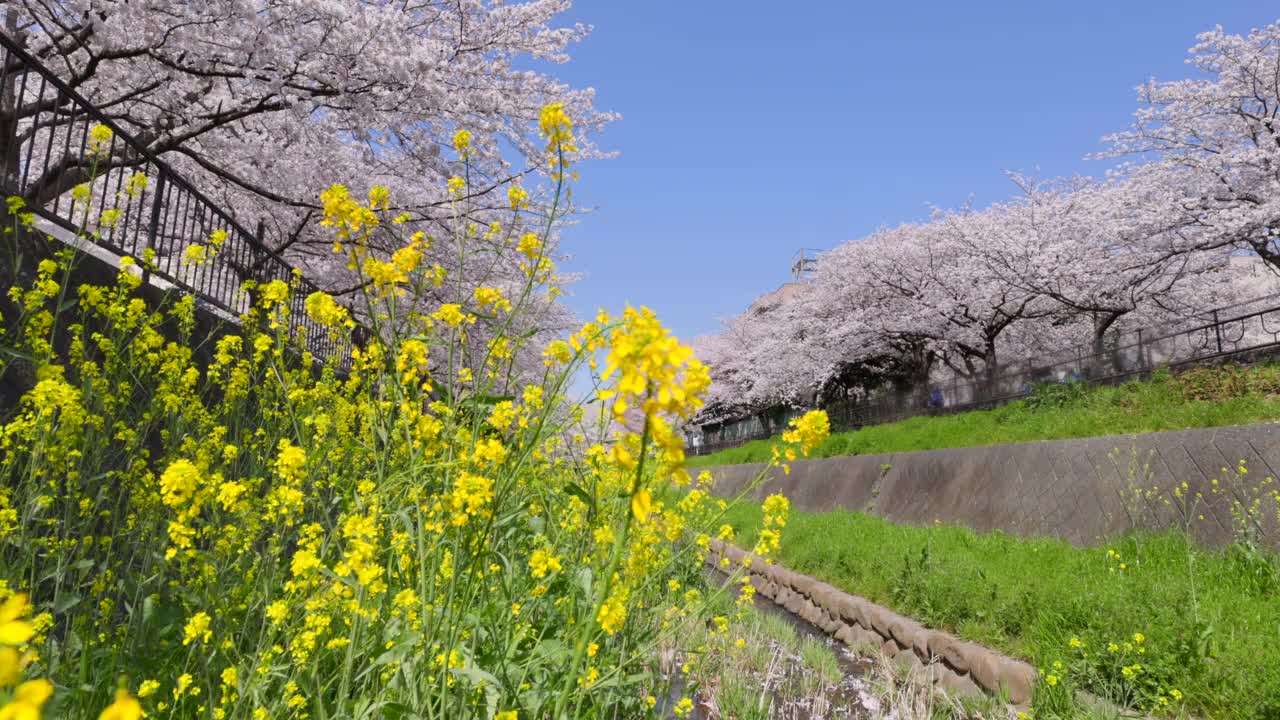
[548,1,1278,342]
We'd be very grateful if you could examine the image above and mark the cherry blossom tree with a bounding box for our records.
[2,0,612,284]
[1104,21,1280,272]
[1,0,609,393]
[695,174,1245,421]
[960,176,1230,363]
[709,235,943,411]
[693,282,828,414]
[868,209,1057,384]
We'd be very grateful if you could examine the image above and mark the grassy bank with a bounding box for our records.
[720,502,1280,719]
[690,364,1280,468]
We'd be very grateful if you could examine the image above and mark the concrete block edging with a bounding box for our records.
[706,539,1037,707]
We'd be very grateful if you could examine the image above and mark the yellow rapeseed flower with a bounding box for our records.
[597,592,627,635]
[158,460,200,510]
[89,124,114,155]
[453,129,472,156]
[124,173,148,198]
[597,305,711,423]
[539,102,578,162]
[508,184,528,210]
[473,438,506,466]
[71,183,91,205]
[631,489,652,522]
[432,304,473,329]
[488,401,516,431]
[528,548,562,578]
[259,279,289,307]
[320,184,379,240]
[780,410,830,456]
[0,595,34,645]
[305,292,351,327]
[517,233,542,261]
[1,679,53,719]
[447,472,494,525]
[275,440,306,482]
[473,286,511,313]
[761,494,790,519]
[98,688,142,720]
[542,340,572,367]
[182,244,210,266]
[368,185,391,210]
[266,601,288,624]
[0,648,21,686]
[182,612,211,646]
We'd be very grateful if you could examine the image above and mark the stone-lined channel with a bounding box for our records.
[657,568,878,719]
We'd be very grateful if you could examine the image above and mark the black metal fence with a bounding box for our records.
[0,31,360,370]
[692,294,1280,455]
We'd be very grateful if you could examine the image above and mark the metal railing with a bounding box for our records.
[0,31,362,370]
[692,294,1280,455]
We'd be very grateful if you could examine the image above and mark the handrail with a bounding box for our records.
[0,30,365,371]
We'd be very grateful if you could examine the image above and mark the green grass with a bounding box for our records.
[690,364,1280,468]
[721,501,1280,719]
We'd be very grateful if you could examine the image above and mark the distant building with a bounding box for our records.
[746,281,804,316]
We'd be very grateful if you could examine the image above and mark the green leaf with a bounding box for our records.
[527,515,545,535]
[583,671,649,692]
[363,702,413,720]
[531,638,571,663]
[461,394,515,409]
[141,595,156,625]
[0,345,39,363]
[449,666,501,718]
[562,482,597,515]
[372,631,421,667]
[53,593,83,613]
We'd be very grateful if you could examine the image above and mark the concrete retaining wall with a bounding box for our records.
[707,540,1036,706]
[706,423,1280,546]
